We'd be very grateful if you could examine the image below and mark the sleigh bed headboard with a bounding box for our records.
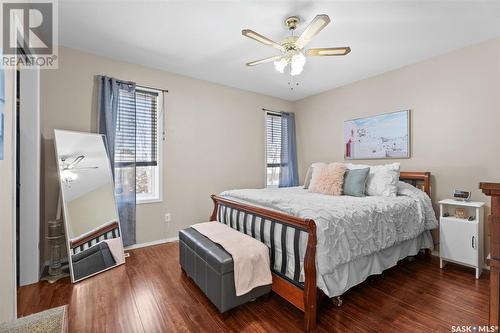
[400,171,431,197]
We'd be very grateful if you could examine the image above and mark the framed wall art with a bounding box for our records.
[344,110,410,160]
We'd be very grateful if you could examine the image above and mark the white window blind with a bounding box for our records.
[135,89,158,167]
[266,112,281,167]
[266,112,281,187]
[114,88,158,167]
[114,87,135,166]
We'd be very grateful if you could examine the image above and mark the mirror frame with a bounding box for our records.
[54,129,125,283]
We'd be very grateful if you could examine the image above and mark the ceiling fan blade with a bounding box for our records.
[246,55,282,67]
[306,47,351,56]
[242,29,285,52]
[296,14,331,49]
[65,155,84,168]
[73,166,99,170]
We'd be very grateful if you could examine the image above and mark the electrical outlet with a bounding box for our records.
[164,213,171,223]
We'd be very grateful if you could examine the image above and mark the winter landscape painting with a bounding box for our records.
[344,110,410,159]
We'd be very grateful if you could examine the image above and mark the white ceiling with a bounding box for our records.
[59,1,500,101]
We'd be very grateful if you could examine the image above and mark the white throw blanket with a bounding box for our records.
[103,238,125,265]
[191,222,272,296]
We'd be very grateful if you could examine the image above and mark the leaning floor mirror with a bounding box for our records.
[54,129,125,283]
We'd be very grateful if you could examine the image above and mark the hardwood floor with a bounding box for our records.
[18,242,489,332]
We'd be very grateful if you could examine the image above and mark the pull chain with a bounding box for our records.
[286,18,299,91]
[287,76,300,91]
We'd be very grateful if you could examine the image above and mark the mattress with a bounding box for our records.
[220,182,438,296]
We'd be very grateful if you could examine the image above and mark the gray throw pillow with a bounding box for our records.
[343,167,370,197]
[303,166,313,189]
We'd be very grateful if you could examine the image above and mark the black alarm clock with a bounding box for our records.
[453,189,471,201]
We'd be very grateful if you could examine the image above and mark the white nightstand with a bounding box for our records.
[439,199,485,279]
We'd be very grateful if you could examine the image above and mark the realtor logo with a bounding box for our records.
[1,0,58,68]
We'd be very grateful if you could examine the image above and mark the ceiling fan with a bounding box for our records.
[60,155,98,171]
[59,155,98,184]
[242,15,351,76]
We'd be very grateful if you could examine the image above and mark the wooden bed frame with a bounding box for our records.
[69,221,120,254]
[479,182,500,327]
[210,171,431,332]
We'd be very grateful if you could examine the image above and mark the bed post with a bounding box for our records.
[479,183,500,327]
[210,194,218,221]
[303,218,318,332]
[422,172,431,197]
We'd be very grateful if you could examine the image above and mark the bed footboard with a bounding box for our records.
[210,194,318,332]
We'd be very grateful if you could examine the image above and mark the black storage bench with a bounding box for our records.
[179,227,271,313]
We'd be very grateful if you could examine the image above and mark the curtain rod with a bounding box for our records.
[137,83,169,93]
[262,108,285,114]
[101,75,169,93]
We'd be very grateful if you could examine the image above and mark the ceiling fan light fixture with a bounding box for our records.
[61,169,78,183]
[273,50,306,76]
[290,51,306,76]
[274,57,287,73]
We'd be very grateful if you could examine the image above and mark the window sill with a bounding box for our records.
[136,198,162,205]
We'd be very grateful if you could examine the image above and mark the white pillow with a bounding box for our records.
[304,162,325,189]
[397,180,421,196]
[346,163,400,197]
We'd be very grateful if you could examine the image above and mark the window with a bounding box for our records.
[265,112,281,187]
[115,86,163,204]
[135,88,162,203]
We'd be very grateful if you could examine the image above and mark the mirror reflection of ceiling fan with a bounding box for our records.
[242,14,351,76]
[60,155,98,171]
[59,155,98,184]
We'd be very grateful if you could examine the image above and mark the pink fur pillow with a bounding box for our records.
[308,163,347,196]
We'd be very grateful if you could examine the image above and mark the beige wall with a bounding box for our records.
[0,67,16,321]
[40,47,291,249]
[66,184,117,239]
[293,37,500,256]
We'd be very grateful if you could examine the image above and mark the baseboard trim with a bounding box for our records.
[125,237,178,251]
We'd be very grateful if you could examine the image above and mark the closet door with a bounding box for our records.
[19,68,40,286]
[0,54,18,322]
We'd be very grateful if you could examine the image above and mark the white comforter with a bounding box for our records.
[221,182,438,278]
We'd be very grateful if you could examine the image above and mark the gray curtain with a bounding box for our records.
[97,75,137,246]
[279,112,299,187]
